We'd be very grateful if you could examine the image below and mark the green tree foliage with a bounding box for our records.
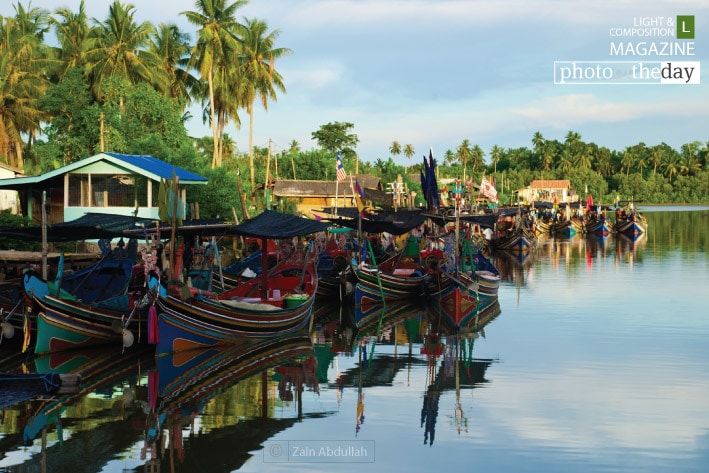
[1,2,707,210]
[33,67,101,170]
[187,166,243,220]
[0,209,40,251]
[311,121,359,158]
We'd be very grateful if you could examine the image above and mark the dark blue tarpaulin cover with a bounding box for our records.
[228,210,330,238]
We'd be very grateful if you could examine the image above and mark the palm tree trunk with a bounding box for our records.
[217,110,226,167]
[249,101,255,188]
[14,140,24,169]
[208,70,219,169]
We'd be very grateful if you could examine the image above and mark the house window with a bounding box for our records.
[68,174,89,206]
[68,173,148,207]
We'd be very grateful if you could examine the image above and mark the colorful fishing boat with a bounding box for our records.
[428,296,502,335]
[23,238,141,306]
[460,246,501,299]
[551,216,584,237]
[156,260,318,353]
[584,216,614,237]
[534,217,553,235]
[154,210,329,354]
[491,225,537,253]
[351,237,428,305]
[30,291,149,354]
[19,237,149,354]
[315,233,356,303]
[614,207,648,239]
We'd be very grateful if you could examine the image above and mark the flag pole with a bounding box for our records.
[335,178,339,216]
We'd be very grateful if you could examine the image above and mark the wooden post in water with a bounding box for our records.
[169,176,179,282]
[41,191,48,279]
[261,370,268,419]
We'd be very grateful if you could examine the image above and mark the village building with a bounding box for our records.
[0,162,23,214]
[0,152,208,225]
[272,175,405,216]
[516,179,578,204]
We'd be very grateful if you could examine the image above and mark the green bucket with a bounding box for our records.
[284,293,309,308]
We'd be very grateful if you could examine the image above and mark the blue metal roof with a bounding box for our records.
[103,153,207,183]
[0,152,207,188]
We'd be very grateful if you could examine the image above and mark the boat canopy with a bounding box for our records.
[318,208,427,235]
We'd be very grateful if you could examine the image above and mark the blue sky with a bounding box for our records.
[4,0,708,165]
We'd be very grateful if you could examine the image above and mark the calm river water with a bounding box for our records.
[1,206,708,473]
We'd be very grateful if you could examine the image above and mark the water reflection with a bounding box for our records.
[2,210,705,472]
[421,333,496,447]
[0,331,322,472]
[147,332,318,472]
[0,347,154,472]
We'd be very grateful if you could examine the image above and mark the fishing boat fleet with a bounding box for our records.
[0,155,645,365]
[0,205,504,358]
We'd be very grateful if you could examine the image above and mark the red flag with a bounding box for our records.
[480,177,498,202]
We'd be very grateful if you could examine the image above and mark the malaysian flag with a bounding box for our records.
[336,151,346,182]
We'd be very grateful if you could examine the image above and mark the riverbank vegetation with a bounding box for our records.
[1,1,706,222]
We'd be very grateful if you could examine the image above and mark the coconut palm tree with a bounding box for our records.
[650,146,663,176]
[456,139,471,178]
[620,150,635,176]
[183,0,247,168]
[239,17,291,188]
[596,146,612,177]
[208,61,245,164]
[532,131,545,154]
[83,1,159,101]
[664,154,679,183]
[490,144,502,175]
[0,6,52,169]
[50,0,91,78]
[470,144,484,177]
[403,143,415,162]
[443,149,455,167]
[390,141,401,158]
[680,141,702,176]
[149,22,200,110]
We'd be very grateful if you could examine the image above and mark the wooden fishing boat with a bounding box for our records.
[552,216,584,237]
[23,238,142,306]
[18,238,148,354]
[154,210,329,354]
[315,235,355,303]
[460,247,501,299]
[351,242,428,305]
[490,226,537,253]
[320,210,429,306]
[534,217,553,235]
[156,260,318,353]
[614,210,648,238]
[427,269,483,329]
[584,217,614,237]
[30,291,149,354]
[428,296,502,335]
